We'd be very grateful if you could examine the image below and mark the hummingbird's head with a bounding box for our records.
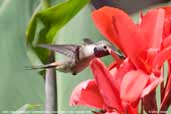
[93,40,111,57]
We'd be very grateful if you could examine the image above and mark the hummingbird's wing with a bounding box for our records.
[37,44,80,61]
[83,38,94,45]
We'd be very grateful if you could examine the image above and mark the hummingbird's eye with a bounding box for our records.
[103,45,107,49]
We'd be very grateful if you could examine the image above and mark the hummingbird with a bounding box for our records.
[27,38,123,75]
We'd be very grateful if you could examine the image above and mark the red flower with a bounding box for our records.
[92,6,171,102]
[70,6,171,113]
[70,58,138,114]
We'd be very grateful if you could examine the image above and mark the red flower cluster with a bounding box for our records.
[70,6,171,114]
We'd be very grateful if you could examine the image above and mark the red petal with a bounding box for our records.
[120,70,149,103]
[141,74,163,97]
[153,47,171,69]
[127,104,138,114]
[70,80,105,109]
[110,59,135,92]
[160,7,171,38]
[108,61,119,71]
[92,7,123,51]
[90,59,123,111]
[146,48,158,66]
[111,9,148,70]
[139,9,165,49]
[162,34,171,49]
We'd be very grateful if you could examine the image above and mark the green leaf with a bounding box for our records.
[26,0,89,65]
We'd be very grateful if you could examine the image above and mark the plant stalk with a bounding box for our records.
[41,0,58,113]
[45,52,57,114]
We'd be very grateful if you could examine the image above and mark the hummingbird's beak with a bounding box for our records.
[107,47,125,59]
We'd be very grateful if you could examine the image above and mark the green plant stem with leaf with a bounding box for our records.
[41,0,57,113]
[26,0,89,113]
[45,52,57,114]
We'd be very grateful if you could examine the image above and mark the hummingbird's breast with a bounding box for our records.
[78,45,96,60]
[69,45,96,74]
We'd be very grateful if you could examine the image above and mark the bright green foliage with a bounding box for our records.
[26,0,89,65]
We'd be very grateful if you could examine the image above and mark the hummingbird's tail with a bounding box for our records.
[25,62,60,70]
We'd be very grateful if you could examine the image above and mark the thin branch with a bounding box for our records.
[45,52,57,114]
